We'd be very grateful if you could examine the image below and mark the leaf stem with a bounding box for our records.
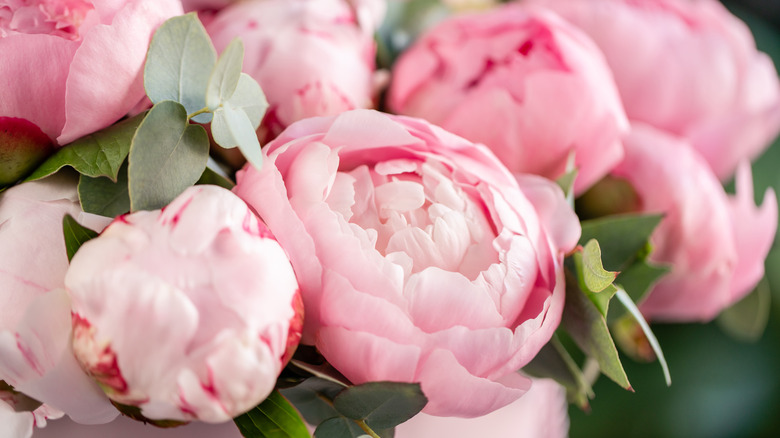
[187,107,210,119]
[356,420,381,438]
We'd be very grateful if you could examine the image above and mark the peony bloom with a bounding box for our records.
[205,0,385,144]
[388,4,628,194]
[34,414,243,438]
[1,388,64,438]
[0,173,116,425]
[531,0,780,180]
[0,0,183,146]
[396,378,569,438]
[65,185,303,424]
[600,124,777,321]
[233,109,580,417]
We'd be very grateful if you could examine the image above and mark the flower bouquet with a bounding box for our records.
[2,0,779,437]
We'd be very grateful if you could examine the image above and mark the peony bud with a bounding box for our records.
[65,185,303,424]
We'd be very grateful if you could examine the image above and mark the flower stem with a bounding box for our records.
[356,420,381,438]
[187,107,210,119]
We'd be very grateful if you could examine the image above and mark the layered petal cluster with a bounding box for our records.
[533,0,780,180]
[610,124,777,321]
[233,109,580,417]
[205,0,385,144]
[388,4,628,193]
[65,186,303,423]
[0,173,116,425]
[0,0,182,146]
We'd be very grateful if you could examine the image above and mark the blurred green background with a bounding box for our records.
[569,2,780,437]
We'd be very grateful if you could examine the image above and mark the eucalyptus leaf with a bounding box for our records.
[523,335,593,409]
[62,214,98,262]
[280,378,344,426]
[561,270,631,390]
[78,162,130,217]
[127,101,209,212]
[196,166,235,190]
[574,240,618,294]
[579,214,662,270]
[233,391,311,438]
[717,278,772,342]
[211,103,263,170]
[26,113,145,182]
[144,13,216,123]
[206,38,244,110]
[332,382,427,430]
[228,73,269,129]
[314,418,367,438]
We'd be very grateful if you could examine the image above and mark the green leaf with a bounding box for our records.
[26,113,145,182]
[62,214,98,262]
[128,100,209,211]
[196,166,235,190]
[574,240,618,294]
[314,417,366,438]
[613,287,671,387]
[78,161,130,217]
[206,38,244,111]
[556,168,577,203]
[234,391,311,438]
[717,278,772,342]
[579,214,662,270]
[608,261,669,322]
[144,13,216,124]
[228,73,269,130]
[211,103,263,170]
[332,382,427,430]
[561,270,631,390]
[280,378,344,426]
[523,335,593,409]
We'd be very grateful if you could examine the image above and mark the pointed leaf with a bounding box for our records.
[212,103,263,170]
[717,278,771,342]
[234,391,311,438]
[314,418,366,438]
[26,113,145,182]
[523,335,593,409]
[613,287,671,387]
[579,214,662,270]
[128,101,209,211]
[196,166,235,190]
[78,162,130,217]
[62,214,98,261]
[332,382,427,430]
[561,270,631,390]
[609,261,669,322]
[144,13,216,123]
[206,38,244,110]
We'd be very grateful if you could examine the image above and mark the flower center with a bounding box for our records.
[0,0,94,39]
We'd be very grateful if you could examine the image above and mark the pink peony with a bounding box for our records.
[205,0,384,144]
[0,0,183,146]
[233,109,580,417]
[531,0,780,180]
[65,185,303,424]
[0,172,116,425]
[608,124,777,321]
[388,4,628,194]
[35,414,243,438]
[396,378,568,437]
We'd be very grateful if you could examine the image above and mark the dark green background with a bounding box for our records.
[569,3,780,437]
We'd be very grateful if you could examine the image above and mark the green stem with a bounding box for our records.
[356,420,381,438]
[187,107,210,119]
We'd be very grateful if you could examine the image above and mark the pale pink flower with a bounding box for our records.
[610,124,777,321]
[233,109,580,417]
[531,0,780,180]
[65,185,303,423]
[388,4,628,193]
[0,173,116,425]
[0,0,183,146]
[205,0,384,144]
